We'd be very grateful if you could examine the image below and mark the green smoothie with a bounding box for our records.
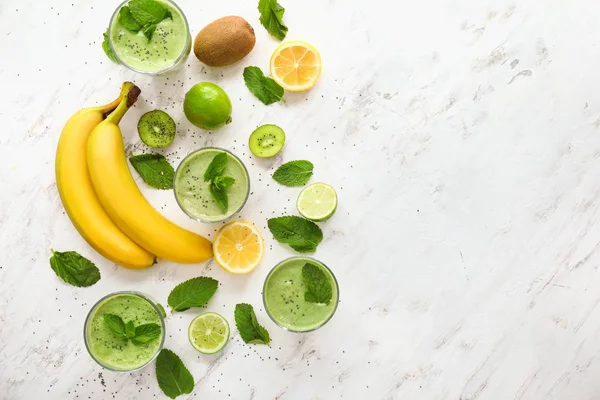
[109,0,190,73]
[85,293,163,371]
[174,149,250,222]
[264,258,339,332]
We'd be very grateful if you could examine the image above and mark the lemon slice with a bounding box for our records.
[188,312,230,354]
[270,41,322,92]
[297,183,337,221]
[213,220,264,274]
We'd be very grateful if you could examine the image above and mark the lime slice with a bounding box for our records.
[188,312,230,354]
[296,182,337,221]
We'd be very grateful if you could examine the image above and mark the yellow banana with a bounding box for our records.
[55,83,156,269]
[87,83,213,264]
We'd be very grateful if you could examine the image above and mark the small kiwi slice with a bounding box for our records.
[249,124,285,158]
[138,110,176,148]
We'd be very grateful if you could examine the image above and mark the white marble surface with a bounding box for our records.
[2,0,600,398]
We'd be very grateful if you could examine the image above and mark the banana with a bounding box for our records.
[55,83,156,269]
[87,83,213,264]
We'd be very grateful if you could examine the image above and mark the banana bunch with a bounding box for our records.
[55,82,213,268]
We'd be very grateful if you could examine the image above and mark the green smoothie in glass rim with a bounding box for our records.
[108,0,191,74]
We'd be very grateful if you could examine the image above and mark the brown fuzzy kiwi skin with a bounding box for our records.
[193,16,256,67]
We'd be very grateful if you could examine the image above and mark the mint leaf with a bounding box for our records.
[204,152,228,182]
[103,314,126,338]
[302,263,332,304]
[119,6,143,32]
[125,320,136,338]
[49,250,101,287]
[167,277,219,312]
[267,216,323,253]
[157,303,167,318]
[102,29,119,64]
[132,323,162,344]
[234,303,270,345]
[272,160,313,186]
[129,0,168,26]
[209,182,228,212]
[258,0,288,41]
[243,66,284,105]
[129,153,174,190]
[155,349,194,399]
[214,175,235,189]
[142,23,157,41]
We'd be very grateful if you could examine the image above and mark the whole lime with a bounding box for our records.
[183,83,232,130]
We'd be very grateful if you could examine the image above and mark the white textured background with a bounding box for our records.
[3,0,600,399]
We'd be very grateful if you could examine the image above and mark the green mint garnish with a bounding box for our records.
[258,0,288,41]
[125,320,136,338]
[243,66,285,105]
[113,0,171,42]
[103,314,127,338]
[272,160,313,186]
[155,349,194,398]
[142,23,157,42]
[49,249,101,287]
[214,175,235,188]
[119,6,143,32]
[203,153,235,212]
[132,323,162,344]
[302,263,333,304]
[167,277,219,312]
[103,313,161,344]
[267,215,323,253]
[129,0,169,26]
[234,303,270,345]
[204,152,228,181]
[102,29,119,64]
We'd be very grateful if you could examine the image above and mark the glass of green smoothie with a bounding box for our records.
[108,0,191,74]
[84,292,165,372]
[174,148,250,223]
[263,257,339,332]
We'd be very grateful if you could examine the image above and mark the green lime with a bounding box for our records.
[297,182,337,221]
[183,83,232,130]
[249,124,285,158]
[188,312,230,354]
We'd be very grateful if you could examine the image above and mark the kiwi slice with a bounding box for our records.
[249,124,285,158]
[138,110,176,148]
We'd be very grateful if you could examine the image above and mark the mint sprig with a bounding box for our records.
[204,152,228,182]
[129,153,175,190]
[234,303,270,345]
[243,66,285,105]
[258,0,288,41]
[103,313,161,344]
[117,0,172,42]
[272,160,313,186]
[119,6,143,32]
[167,277,219,312]
[267,216,323,253]
[49,249,101,287]
[155,349,194,399]
[204,152,236,212]
[102,29,119,64]
[302,263,332,304]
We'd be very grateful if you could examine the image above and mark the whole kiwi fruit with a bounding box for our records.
[193,16,256,67]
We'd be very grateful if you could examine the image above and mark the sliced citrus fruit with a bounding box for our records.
[297,182,337,221]
[213,220,264,274]
[188,312,230,354]
[270,41,322,92]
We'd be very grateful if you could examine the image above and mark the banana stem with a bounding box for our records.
[105,82,141,125]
